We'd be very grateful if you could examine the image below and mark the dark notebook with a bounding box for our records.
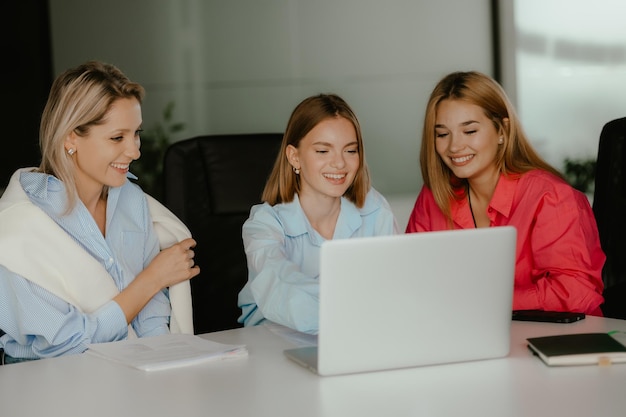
[527,333,626,366]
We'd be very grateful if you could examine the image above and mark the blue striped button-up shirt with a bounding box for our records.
[0,171,170,360]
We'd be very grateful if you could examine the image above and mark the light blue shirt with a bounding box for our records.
[0,171,169,360]
[237,188,398,334]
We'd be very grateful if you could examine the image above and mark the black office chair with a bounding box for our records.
[162,133,283,334]
[0,329,5,365]
[592,117,626,319]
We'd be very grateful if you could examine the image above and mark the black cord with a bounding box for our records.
[468,188,478,228]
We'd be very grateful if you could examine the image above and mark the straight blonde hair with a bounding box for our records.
[420,71,564,221]
[262,93,371,207]
[38,61,145,211]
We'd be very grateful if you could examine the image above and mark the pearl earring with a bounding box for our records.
[293,167,300,175]
[67,148,76,155]
[498,137,504,144]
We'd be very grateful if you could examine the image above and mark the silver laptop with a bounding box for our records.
[284,226,517,376]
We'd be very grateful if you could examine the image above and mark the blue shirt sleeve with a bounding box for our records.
[130,197,171,338]
[0,266,128,359]
[239,204,321,334]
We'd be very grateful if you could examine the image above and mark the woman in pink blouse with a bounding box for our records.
[406,71,605,315]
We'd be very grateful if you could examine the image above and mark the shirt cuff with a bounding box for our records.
[90,301,129,343]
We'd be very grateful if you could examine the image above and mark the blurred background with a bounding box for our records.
[3,0,625,227]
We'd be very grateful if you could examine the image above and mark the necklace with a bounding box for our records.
[467,187,477,228]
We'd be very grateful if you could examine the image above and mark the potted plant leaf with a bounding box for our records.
[131,101,185,201]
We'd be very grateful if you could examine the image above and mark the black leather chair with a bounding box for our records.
[162,133,283,334]
[0,329,4,365]
[593,117,626,319]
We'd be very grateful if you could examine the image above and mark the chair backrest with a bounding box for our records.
[162,133,283,334]
[592,117,626,318]
[0,329,4,365]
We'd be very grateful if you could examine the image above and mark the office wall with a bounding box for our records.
[49,0,493,197]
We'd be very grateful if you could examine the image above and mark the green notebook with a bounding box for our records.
[527,333,626,366]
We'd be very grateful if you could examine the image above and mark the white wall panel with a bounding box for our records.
[49,0,493,196]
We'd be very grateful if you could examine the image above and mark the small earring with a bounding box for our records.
[67,148,76,155]
[498,137,504,144]
[293,166,300,175]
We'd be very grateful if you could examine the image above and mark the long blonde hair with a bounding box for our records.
[38,61,145,211]
[420,71,564,221]
[262,93,371,207]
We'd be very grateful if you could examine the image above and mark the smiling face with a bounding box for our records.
[434,99,502,186]
[287,116,360,203]
[65,97,142,198]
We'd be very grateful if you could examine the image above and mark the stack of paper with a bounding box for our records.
[86,334,248,371]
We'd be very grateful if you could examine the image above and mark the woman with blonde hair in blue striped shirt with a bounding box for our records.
[0,61,199,364]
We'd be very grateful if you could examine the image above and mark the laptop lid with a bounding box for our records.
[284,226,516,376]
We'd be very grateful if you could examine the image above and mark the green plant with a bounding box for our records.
[131,101,185,200]
[563,157,596,194]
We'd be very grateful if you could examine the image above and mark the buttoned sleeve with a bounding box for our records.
[238,203,320,334]
[512,174,605,314]
[130,193,171,337]
[0,266,128,359]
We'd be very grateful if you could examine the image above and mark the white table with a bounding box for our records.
[1,316,626,417]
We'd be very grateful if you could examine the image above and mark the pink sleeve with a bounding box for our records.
[514,188,605,315]
[405,186,444,233]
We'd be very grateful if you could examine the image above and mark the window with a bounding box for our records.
[499,0,626,178]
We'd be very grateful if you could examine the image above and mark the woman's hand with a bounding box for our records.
[146,237,201,289]
[114,237,200,324]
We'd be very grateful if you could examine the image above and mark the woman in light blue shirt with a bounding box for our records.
[0,61,199,363]
[238,94,398,334]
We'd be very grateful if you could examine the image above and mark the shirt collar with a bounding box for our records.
[450,173,520,227]
[488,173,520,218]
[19,169,124,216]
[20,170,64,201]
[450,193,475,228]
[278,193,364,241]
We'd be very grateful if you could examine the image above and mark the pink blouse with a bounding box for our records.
[406,170,605,315]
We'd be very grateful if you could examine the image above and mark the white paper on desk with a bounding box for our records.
[86,334,248,371]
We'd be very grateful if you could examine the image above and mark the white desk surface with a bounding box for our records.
[1,316,626,417]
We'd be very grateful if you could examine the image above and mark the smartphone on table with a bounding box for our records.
[512,310,586,323]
